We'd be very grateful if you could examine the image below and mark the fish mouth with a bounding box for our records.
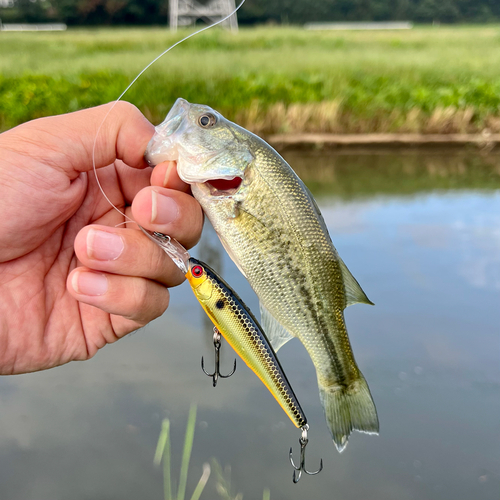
[145,98,190,166]
[203,177,243,197]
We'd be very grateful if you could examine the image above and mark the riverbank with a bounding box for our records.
[267,133,500,151]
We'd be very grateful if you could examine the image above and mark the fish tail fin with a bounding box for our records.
[318,375,379,452]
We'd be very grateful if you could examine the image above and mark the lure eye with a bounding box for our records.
[198,113,217,128]
[192,265,204,277]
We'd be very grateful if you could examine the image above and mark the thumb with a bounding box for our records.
[3,101,154,178]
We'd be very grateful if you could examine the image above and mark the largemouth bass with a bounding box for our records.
[146,98,379,451]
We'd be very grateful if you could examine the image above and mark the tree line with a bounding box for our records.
[1,0,499,25]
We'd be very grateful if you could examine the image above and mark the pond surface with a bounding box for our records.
[1,149,499,500]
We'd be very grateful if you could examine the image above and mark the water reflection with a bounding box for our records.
[0,150,499,500]
[286,148,500,198]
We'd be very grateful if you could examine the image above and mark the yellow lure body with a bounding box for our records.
[186,257,306,429]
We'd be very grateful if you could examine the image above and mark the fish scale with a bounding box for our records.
[146,98,379,451]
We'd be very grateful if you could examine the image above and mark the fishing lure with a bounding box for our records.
[139,228,322,482]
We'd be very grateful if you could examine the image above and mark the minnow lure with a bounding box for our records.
[140,228,322,482]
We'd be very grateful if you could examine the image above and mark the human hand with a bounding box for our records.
[0,102,203,374]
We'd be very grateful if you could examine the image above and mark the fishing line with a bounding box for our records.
[92,0,246,222]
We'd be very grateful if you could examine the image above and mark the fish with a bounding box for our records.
[145,98,379,451]
[140,228,307,430]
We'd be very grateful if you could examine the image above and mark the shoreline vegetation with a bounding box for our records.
[1,26,500,136]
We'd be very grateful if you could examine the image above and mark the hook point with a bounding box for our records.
[289,426,323,483]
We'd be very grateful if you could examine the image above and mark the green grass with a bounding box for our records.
[153,405,271,500]
[154,405,210,500]
[1,25,500,132]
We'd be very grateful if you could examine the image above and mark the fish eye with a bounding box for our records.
[198,113,217,128]
[192,265,204,277]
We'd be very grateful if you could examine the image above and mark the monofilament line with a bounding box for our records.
[92,0,246,221]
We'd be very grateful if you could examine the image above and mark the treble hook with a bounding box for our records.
[289,424,323,483]
[201,327,237,387]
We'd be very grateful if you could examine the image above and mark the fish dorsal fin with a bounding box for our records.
[338,257,374,308]
[303,184,373,308]
[260,303,295,352]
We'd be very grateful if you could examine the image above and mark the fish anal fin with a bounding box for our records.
[260,303,295,352]
[338,258,374,308]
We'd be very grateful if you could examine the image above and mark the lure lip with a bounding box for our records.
[139,226,190,274]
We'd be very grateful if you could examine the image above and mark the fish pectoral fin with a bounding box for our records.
[260,303,295,352]
[338,257,374,308]
[218,234,248,279]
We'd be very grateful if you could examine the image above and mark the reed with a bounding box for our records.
[211,459,271,500]
[154,405,210,500]
[153,406,271,500]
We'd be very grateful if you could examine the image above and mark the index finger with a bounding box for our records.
[89,101,155,172]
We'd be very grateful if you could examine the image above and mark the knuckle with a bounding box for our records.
[148,243,167,275]
[129,279,169,324]
[113,100,140,117]
[131,278,150,309]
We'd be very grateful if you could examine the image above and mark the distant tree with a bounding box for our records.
[8,0,51,22]
[411,0,459,22]
[1,0,499,25]
[51,0,81,24]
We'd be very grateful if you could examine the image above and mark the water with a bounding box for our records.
[1,149,499,500]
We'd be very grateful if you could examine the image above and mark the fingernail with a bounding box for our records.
[87,229,124,261]
[151,190,180,225]
[72,271,108,296]
[163,161,176,187]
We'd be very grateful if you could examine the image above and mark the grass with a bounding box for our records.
[1,25,500,132]
[154,405,210,500]
[154,404,271,500]
[211,460,271,500]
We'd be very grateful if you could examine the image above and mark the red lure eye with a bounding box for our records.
[192,265,203,277]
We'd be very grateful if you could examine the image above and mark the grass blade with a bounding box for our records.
[154,419,172,500]
[163,429,172,500]
[154,419,170,466]
[177,404,197,500]
[189,462,211,500]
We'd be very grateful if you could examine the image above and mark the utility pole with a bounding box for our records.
[169,0,239,32]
